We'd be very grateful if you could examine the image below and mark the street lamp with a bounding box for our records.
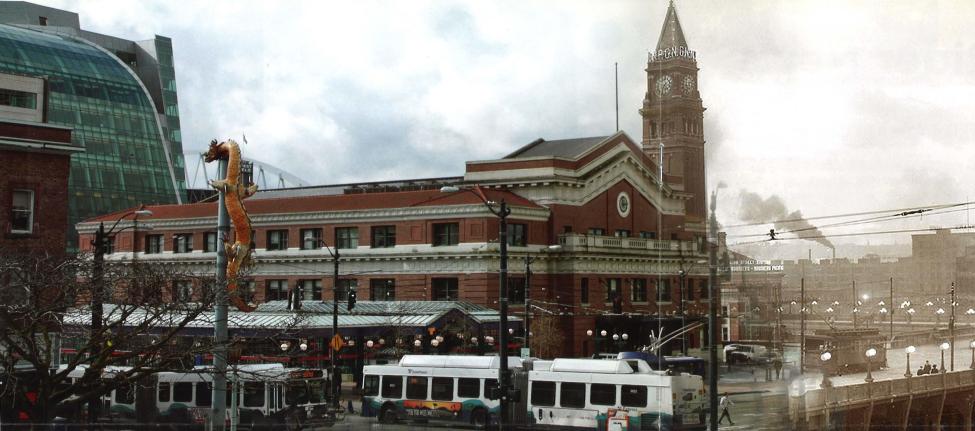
[523,245,562,357]
[937,307,946,329]
[907,308,916,331]
[905,345,916,378]
[442,184,516,423]
[864,347,877,383]
[88,206,151,424]
[820,351,833,387]
[940,341,951,373]
[315,239,342,413]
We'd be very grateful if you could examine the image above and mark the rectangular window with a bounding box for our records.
[173,233,193,253]
[115,383,135,404]
[621,385,647,407]
[195,382,213,407]
[371,226,395,248]
[266,230,288,250]
[431,377,453,401]
[406,376,428,400]
[363,375,380,397]
[631,279,648,302]
[507,223,527,247]
[336,227,359,249]
[432,278,459,301]
[639,231,656,239]
[336,279,356,301]
[581,278,589,304]
[300,228,322,250]
[508,277,525,305]
[531,381,556,406]
[590,383,616,406]
[658,279,672,302]
[457,378,480,399]
[204,232,218,252]
[0,89,37,109]
[382,376,403,399]
[370,279,395,301]
[605,278,621,302]
[244,382,264,407]
[266,280,288,301]
[588,228,605,236]
[433,223,460,246]
[484,379,498,399]
[299,279,323,301]
[699,279,710,299]
[158,382,171,402]
[144,235,163,254]
[174,280,193,302]
[11,190,33,233]
[173,382,193,402]
[560,382,586,408]
[615,229,630,238]
[563,225,573,233]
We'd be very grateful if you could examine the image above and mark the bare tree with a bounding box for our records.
[0,249,219,426]
[529,313,566,359]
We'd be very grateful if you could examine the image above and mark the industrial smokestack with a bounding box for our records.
[832,247,836,262]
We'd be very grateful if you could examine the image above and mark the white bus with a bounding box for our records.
[361,355,523,428]
[527,357,706,431]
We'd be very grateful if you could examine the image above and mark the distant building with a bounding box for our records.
[0,71,80,253]
[0,1,187,250]
[913,229,975,294]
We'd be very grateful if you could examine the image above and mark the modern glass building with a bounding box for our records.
[0,2,187,250]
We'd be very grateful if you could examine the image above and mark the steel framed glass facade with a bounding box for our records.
[0,24,186,250]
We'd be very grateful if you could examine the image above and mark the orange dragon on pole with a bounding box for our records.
[205,139,259,312]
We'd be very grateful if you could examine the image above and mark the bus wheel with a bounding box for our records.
[471,408,488,429]
[379,405,398,424]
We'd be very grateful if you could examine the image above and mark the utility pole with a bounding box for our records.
[889,278,894,346]
[950,282,956,371]
[707,191,719,431]
[524,255,532,355]
[212,158,230,431]
[89,223,106,429]
[800,278,805,374]
[331,247,341,411]
[852,279,858,329]
[497,200,512,428]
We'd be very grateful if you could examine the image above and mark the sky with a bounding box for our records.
[36,0,975,256]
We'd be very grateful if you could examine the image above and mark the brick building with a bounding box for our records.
[1,72,80,254]
[76,2,713,358]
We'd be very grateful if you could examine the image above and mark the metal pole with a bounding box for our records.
[332,247,340,411]
[524,255,531,356]
[950,282,956,371]
[497,200,511,428]
[889,278,894,346]
[853,279,858,329]
[800,278,805,374]
[88,222,105,427]
[707,192,719,431]
[212,158,230,431]
[679,269,687,356]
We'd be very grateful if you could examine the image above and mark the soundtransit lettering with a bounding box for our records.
[649,46,696,62]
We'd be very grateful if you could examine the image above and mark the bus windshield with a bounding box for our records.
[286,379,325,405]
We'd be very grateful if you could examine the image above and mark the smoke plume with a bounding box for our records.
[737,190,835,249]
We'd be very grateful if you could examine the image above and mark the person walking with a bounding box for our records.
[718,392,735,425]
[773,358,783,380]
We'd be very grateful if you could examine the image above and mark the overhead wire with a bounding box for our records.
[721,200,975,230]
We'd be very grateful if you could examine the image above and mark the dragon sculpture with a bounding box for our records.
[205,139,259,312]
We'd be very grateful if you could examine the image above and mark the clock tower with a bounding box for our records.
[641,1,707,221]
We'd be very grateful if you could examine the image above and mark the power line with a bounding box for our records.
[728,205,974,239]
[722,200,975,229]
[728,224,975,247]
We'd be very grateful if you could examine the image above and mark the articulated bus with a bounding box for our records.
[62,363,331,429]
[361,355,522,428]
[362,355,706,430]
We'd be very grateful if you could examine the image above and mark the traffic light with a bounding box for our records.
[347,288,357,311]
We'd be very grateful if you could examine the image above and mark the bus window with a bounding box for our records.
[406,376,428,400]
[158,382,171,402]
[381,376,403,399]
[174,382,193,402]
[287,383,308,405]
[484,379,498,399]
[457,378,479,398]
[621,385,647,407]
[363,375,380,397]
[560,382,585,408]
[307,380,325,403]
[530,381,555,406]
[244,382,264,407]
[431,377,453,401]
[590,383,616,406]
[196,383,213,407]
[115,383,135,405]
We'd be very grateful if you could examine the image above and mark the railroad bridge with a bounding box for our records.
[791,369,975,430]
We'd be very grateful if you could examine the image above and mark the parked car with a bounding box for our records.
[724,344,769,364]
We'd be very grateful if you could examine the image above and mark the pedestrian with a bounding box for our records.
[773,358,783,380]
[923,361,932,374]
[932,364,939,374]
[718,392,735,425]
[917,366,924,376]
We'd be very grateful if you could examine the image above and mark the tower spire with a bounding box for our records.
[656,0,689,52]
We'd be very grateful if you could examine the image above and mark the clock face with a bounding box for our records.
[655,75,673,96]
[683,76,695,92]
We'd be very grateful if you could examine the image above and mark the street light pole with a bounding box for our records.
[213,158,230,431]
[950,282,956,371]
[331,245,340,411]
[524,254,532,355]
[707,189,719,431]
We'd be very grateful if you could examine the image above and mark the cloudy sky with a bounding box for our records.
[38,0,975,253]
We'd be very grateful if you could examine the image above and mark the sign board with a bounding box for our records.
[330,334,345,351]
[520,348,530,359]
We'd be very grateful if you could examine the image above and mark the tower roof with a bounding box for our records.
[655,0,688,52]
